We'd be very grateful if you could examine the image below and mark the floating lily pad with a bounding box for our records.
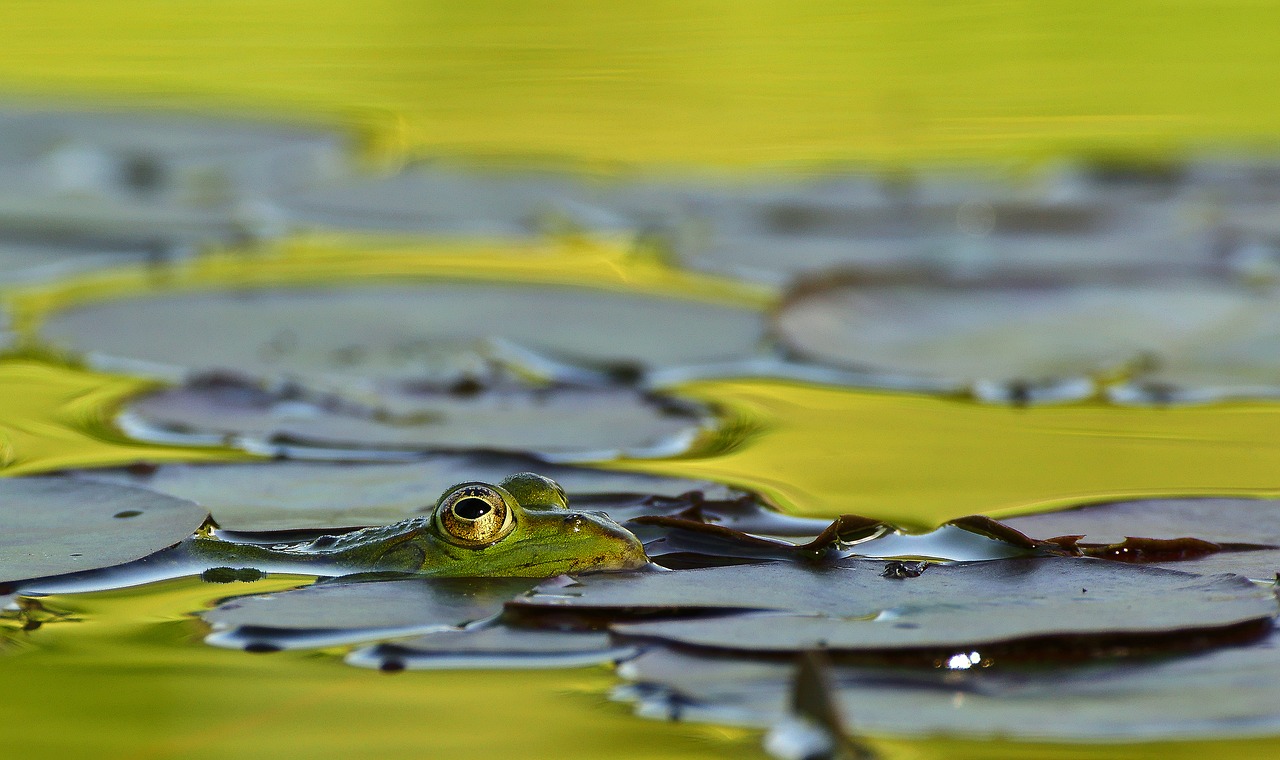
[0,241,159,288]
[0,477,207,584]
[41,284,764,390]
[202,576,535,651]
[510,557,1276,654]
[282,164,606,236]
[122,375,705,460]
[598,170,1213,287]
[204,576,533,631]
[773,272,1280,399]
[346,626,633,670]
[0,106,344,250]
[74,456,741,531]
[618,626,1280,741]
[1002,497,1280,579]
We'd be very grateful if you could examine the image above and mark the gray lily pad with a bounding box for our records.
[773,272,1280,399]
[0,477,207,584]
[0,106,344,251]
[599,169,1214,287]
[510,557,1276,653]
[618,626,1280,741]
[1002,497,1280,580]
[202,576,534,651]
[73,456,741,531]
[281,164,605,236]
[0,241,159,288]
[40,283,764,391]
[121,375,705,460]
[346,626,633,670]
[204,576,533,630]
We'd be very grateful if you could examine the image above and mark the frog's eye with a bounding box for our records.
[436,484,516,547]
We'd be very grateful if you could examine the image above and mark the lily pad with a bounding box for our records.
[618,626,1280,741]
[0,106,344,250]
[0,241,160,288]
[281,164,606,236]
[510,557,1276,654]
[202,576,534,650]
[40,283,764,390]
[346,626,633,671]
[73,456,741,531]
[0,477,207,584]
[122,374,705,460]
[773,271,1280,399]
[1002,497,1280,579]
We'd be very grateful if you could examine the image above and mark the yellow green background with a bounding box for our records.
[2,1,1278,168]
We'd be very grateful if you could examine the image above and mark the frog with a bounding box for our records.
[187,472,649,577]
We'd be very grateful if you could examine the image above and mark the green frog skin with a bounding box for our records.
[188,472,649,577]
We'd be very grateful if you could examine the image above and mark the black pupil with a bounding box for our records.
[453,497,492,520]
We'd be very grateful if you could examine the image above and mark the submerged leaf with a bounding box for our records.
[74,456,742,531]
[0,477,207,584]
[1002,497,1280,579]
[511,557,1276,654]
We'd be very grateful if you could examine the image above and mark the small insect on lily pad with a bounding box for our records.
[0,477,208,584]
[122,374,706,460]
[773,270,1280,401]
[510,557,1276,656]
[40,283,765,390]
[347,626,634,671]
[74,455,742,532]
[203,576,535,651]
[618,626,1280,741]
[1002,496,1280,580]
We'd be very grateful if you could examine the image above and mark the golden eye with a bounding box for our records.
[436,483,515,547]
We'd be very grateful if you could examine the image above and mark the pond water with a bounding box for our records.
[4,8,1280,750]
[2,113,1280,757]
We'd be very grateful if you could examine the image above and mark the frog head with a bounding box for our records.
[425,472,648,576]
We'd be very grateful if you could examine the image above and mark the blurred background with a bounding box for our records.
[2,1,1280,284]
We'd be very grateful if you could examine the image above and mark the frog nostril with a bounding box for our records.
[453,498,492,520]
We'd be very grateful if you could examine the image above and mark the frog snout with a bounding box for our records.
[578,511,649,569]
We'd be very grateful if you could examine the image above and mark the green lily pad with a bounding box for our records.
[41,284,764,391]
[346,626,633,670]
[74,457,740,531]
[0,477,207,584]
[510,557,1276,653]
[773,272,1280,400]
[618,627,1280,740]
[1002,497,1280,580]
[122,375,705,459]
